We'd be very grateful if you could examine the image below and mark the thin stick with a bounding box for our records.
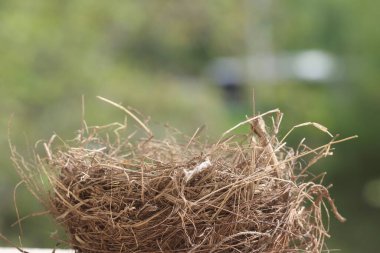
[185,125,205,150]
[281,135,358,165]
[97,96,152,136]
[221,108,280,137]
[280,122,333,143]
[252,88,256,116]
[13,181,24,236]
[11,210,50,227]
[81,95,86,135]
[0,233,29,253]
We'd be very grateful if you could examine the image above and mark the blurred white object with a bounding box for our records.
[184,157,212,182]
[208,50,339,84]
[293,50,336,81]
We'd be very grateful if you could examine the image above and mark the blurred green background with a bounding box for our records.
[0,1,379,252]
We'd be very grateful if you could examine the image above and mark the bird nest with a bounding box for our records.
[10,97,353,253]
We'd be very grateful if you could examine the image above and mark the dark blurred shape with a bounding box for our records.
[207,57,244,104]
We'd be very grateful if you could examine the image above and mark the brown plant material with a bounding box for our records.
[10,99,356,253]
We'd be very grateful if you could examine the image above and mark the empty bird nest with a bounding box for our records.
[10,97,355,253]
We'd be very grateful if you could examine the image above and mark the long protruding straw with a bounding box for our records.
[97,96,152,136]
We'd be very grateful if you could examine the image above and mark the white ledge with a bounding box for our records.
[0,248,74,253]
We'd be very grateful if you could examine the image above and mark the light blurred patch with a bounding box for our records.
[363,178,380,208]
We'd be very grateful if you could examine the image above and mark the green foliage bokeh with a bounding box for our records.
[0,1,379,252]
